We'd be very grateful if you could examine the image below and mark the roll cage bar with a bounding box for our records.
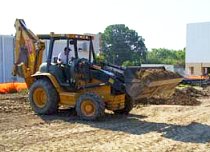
[38,34,97,70]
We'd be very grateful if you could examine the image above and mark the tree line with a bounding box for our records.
[99,24,185,66]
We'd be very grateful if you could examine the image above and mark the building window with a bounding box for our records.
[202,67,208,75]
[189,67,194,75]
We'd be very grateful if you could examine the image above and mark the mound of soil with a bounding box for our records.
[166,88,201,105]
[136,69,181,81]
[181,87,209,98]
[133,69,207,106]
[127,69,183,100]
[136,87,205,106]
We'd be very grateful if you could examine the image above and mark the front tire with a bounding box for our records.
[113,95,133,115]
[76,93,105,120]
[29,79,59,115]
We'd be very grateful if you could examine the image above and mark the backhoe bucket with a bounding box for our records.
[124,67,183,101]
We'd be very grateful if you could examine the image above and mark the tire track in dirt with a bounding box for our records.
[1,93,210,151]
[3,115,210,151]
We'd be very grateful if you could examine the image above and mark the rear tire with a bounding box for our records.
[76,93,105,120]
[113,95,133,115]
[29,79,59,115]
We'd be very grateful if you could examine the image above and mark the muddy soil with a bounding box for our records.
[0,92,210,151]
[127,69,182,100]
[136,87,206,106]
[136,69,181,81]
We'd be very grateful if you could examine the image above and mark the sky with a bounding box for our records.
[0,0,209,50]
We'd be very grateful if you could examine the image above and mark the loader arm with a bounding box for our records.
[13,19,45,87]
[99,63,183,101]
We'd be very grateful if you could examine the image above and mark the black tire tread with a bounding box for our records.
[29,79,59,115]
[113,95,133,115]
[76,92,105,120]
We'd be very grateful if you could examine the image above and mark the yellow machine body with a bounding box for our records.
[32,73,125,111]
[13,19,182,120]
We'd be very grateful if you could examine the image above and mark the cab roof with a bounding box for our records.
[37,33,94,40]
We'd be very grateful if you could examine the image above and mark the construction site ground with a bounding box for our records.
[0,88,210,151]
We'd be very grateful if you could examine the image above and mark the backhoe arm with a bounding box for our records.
[13,19,45,87]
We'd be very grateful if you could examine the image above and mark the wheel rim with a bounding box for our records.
[33,87,47,108]
[81,100,96,117]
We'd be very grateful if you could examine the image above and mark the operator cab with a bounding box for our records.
[38,34,96,90]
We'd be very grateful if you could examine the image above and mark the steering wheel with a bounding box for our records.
[70,58,91,83]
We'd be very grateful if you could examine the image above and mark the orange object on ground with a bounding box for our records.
[0,82,27,94]
[185,75,209,80]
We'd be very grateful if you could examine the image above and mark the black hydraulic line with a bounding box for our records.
[47,38,54,72]
[74,40,78,59]
[103,62,126,71]
[89,39,92,62]
[19,19,35,40]
[90,39,96,63]
[66,39,70,64]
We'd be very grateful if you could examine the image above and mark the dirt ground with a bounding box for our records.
[0,91,210,152]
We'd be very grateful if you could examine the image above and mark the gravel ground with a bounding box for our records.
[0,93,210,152]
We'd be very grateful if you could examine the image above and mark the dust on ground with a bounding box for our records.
[0,87,210,151]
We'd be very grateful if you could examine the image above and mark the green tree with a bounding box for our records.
[122,60,133,67]
[146,48,185,66]
[96,52,105,63]
[101,24,147,65]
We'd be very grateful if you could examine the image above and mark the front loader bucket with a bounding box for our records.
[124,67,183,101]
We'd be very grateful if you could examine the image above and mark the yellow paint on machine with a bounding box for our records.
[32,73,126,110]
[58,85,125,110]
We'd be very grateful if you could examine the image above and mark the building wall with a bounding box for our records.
[0,35,16,83]
[186,22,210,75]
[186,63,210,76]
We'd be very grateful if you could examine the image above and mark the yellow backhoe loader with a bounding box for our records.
[13,19,183,120]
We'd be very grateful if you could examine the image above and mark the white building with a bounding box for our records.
[186,22,210,76]
[0,35,17,83]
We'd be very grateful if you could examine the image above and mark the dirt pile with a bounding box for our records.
[166,88,201,105]
[136,68,181,81]
[181,87,209,97]
[134,69,207,106]
[136,87,206,106]
[127,68,183,100]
